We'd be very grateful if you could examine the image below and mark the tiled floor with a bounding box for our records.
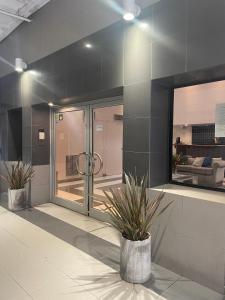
[0,202,224,300]
[57,174,122,210]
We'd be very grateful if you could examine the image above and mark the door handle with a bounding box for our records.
[90,152,103,176]
[76,152,89,176]
[76,152,103,176]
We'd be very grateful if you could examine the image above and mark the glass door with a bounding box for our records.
[52,101,123,221]
[53,106,89,214]
[89,103,123,221]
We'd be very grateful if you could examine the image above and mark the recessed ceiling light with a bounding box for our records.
[85,43,93,49]
[48,102,54,107]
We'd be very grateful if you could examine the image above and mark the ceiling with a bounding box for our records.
[0,0,159,43]
[0,0,160,78]
[0,0,50,42]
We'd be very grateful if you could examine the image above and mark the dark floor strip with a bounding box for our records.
[0,199,167,294]
[15,205,120,271]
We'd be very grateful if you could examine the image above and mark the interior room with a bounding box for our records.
[172,80,225,189]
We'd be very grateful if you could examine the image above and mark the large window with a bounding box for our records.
[172,80,225,190]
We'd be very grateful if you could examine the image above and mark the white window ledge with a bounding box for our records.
[152,184,225,205]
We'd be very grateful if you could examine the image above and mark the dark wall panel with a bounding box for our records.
[187,0,225,71]
[0,110,8,161]
[122,10,153,182]
[149,81,171,187]
[152,0,187,79]
[31,104,50,165]
[8,108,22,161]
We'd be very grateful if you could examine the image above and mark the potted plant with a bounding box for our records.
[1,161,34,211]
[172,153,183,172]
[104,173,172,284]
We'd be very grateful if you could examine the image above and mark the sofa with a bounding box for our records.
[176,157,225,187]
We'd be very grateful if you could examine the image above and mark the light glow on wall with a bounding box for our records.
[85,43,93,49]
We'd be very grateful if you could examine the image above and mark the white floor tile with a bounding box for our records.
[0,203,223,300]
[91,225,120,246]
[0,267,32,300]
[32,285,98,300]
[36,203,107,232]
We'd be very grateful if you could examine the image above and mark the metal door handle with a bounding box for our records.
[76,152,103,176]
[76,152,89,175]
[91,152,103,176]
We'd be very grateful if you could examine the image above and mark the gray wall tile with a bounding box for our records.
[123,117,150,153]
[187,0,225,71]
[123,151,150,180]
[152,33,186,79]
[124,81,151,118]
[31,184,50,205]
[149,152,169,186]
[123,23,152,85]
[153,0,186,38]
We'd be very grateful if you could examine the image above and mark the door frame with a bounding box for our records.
[50,96,123,222]
[50,104,90,215]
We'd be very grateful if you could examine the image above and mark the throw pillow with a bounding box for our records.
[212,157,222,164]
[187,157,194,165]
[193,157,204,167]
[202,157,212,167]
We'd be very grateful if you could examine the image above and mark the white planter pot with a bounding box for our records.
[120,234,151,284]
[8,188,26,211]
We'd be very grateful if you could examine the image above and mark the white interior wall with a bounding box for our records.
[174,80,225,125]
[56,110,85,181]
[172,125,192,153]
[93,105,123,177]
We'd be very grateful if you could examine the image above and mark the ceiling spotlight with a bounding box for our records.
[48,102,54,107]
[123,12,135,21]
[123,0,141,21]
[85,43,93,49]
[15,58,27,73]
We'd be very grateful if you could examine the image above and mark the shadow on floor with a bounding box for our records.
[1,196,120,271]
[72,272,164,300]
[0,199,185,296]
[22,209,120,271]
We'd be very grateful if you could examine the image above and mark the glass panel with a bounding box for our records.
[172,80,225,190]
[55,109,86,204]
[92,105,123,211]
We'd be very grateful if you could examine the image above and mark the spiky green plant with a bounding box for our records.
[104,174,172,241]
[1,161,34,190]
